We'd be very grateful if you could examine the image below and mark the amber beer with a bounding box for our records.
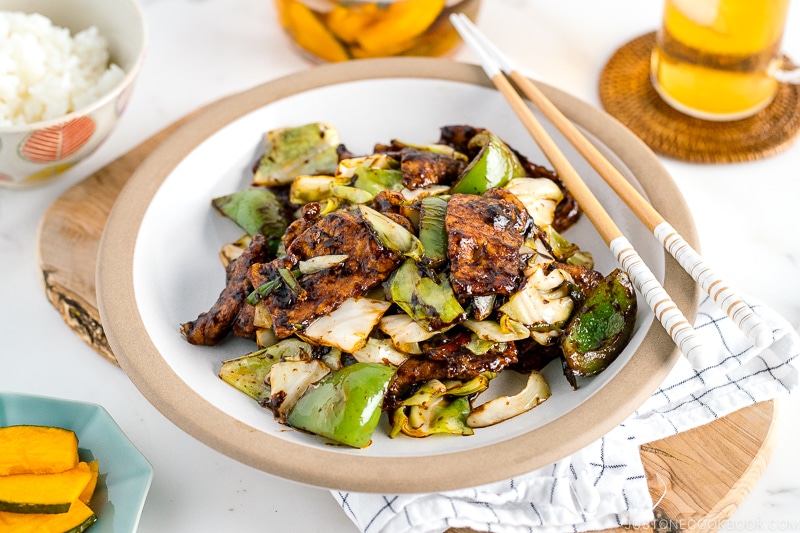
[651,0,791,120]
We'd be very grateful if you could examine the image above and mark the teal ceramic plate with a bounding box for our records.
[0,392,153,532]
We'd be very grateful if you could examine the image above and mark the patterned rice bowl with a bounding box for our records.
[0,0,147,188]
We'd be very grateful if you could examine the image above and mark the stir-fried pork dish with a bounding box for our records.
[180,123,637,448]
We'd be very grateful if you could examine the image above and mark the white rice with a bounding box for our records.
[0,11,125,127]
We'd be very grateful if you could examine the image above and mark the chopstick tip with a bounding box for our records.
[750,323,773,348]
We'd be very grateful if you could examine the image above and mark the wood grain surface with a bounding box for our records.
[36,113,778,533]
[37,114,198,365]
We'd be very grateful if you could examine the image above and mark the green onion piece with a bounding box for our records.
[289,175,350,205]
[331,185,375,204]
[358,205,424,262]
[278,267,300,294]
[297,255,349,274]
[353,166,404,196]
[247,278,282,305]
[418,195,448,267]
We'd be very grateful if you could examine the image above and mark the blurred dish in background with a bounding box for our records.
[274,0,481,62]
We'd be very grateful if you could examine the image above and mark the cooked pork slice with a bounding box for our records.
[557,262,604,299]
[438,125,485,156]
[231,301,257,340]
[384,331,518,409]
[282,201,322,250]
[511,338,561,372]
[181,233,270,346]
[371,190,406,215]
[251,210,403,338]
[446,188,531,300]
[370,190,419,231]
[400,148,466,190]
[336,143,356,161]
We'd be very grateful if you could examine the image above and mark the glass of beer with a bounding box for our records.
[650,0,800,120]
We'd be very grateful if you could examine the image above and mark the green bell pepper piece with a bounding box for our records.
[286,362,395,448]
[561,268,637,377]
[450,131,526,195]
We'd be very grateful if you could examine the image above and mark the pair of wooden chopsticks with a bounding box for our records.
[450,13,773,368]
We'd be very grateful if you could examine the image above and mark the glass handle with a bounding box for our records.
[773,57,800,84]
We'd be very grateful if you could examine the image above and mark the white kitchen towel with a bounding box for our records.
[334,295,800,533]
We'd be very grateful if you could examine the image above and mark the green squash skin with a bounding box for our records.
[0,509,98,532]
[286,363,396,448]
[0,501,72,514]
[561,269,637,377]
[67,514,98,533]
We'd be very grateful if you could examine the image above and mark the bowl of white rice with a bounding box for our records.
[0,0,146,188]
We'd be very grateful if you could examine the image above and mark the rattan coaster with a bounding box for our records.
[598,32,800,163]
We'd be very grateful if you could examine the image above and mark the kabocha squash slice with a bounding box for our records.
[0,426,79,476]
[0,499,97,533]
[0,462,93,514]
[326,3,380,44]
[78,461,99,505]
[397,18,460,58]
[278,0,350,62]
[354,0,445,54]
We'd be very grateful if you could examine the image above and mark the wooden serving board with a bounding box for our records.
[37,113,777,533]
[38,111,201,366]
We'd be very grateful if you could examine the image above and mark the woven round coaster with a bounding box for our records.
[598,32,800,163]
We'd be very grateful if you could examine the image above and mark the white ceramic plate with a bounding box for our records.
[0,392,153,532]
[97,58,699,493]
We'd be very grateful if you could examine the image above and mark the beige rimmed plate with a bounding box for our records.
[97,58,699,494]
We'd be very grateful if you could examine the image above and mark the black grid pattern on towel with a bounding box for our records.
[335,295,799,533]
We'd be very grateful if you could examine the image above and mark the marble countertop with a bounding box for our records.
[1,0,799,531]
